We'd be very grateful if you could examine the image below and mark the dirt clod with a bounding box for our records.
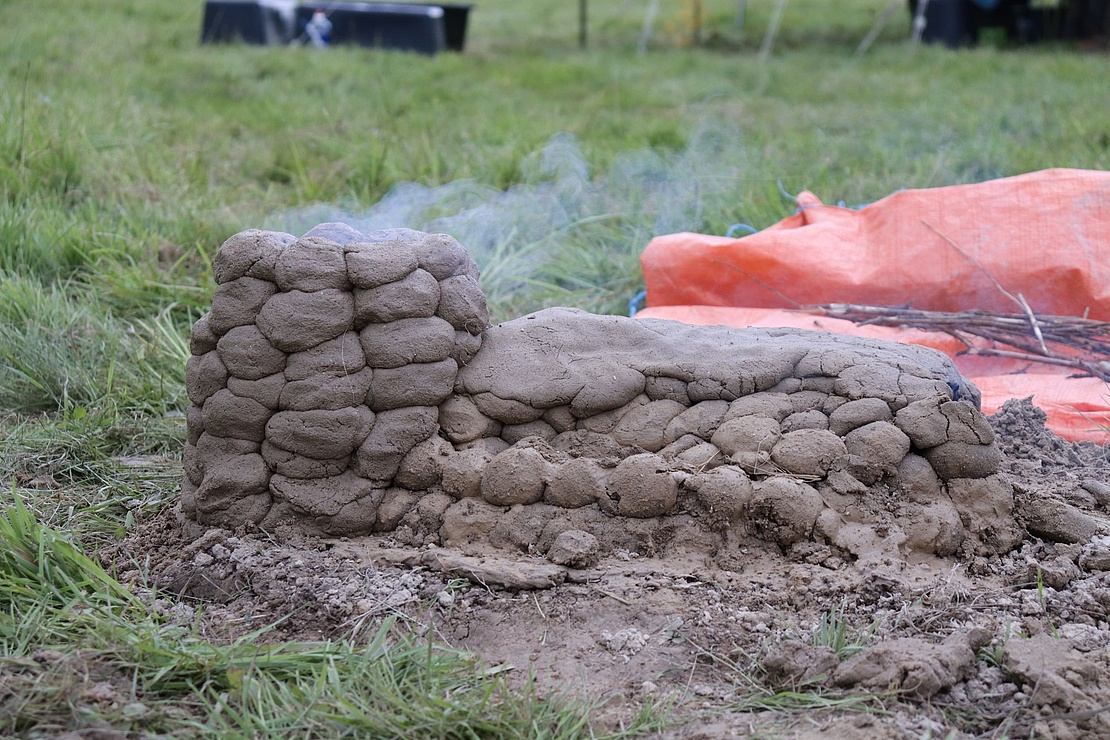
[832,628,991,700]
[546,529,600,568]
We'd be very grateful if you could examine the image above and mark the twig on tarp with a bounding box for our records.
[1016,292,1049,355]
[813,303,1110,382]
[922,220,1054,355]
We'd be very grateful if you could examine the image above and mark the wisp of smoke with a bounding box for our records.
[266,123,750,317]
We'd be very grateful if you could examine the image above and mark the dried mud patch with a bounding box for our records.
[106,399,1110,738]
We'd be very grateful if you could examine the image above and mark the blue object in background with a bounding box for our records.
[294,3,446,55]
[628,290,647,317]
[306,9,332,46]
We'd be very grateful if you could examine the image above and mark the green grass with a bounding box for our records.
[0,494,663,737]
[1,0,1108,735]
[811,603,880,661]
[4,1,1108,323]
[0,273,192,415]
[684,634,884,717]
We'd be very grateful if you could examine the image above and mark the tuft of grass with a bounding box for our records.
[0,272,191,415]
[811,603,877,660]
[978,621,1019,670]
[0,495,139,618]
[683,637,885,718]
[1032,567,1061,638]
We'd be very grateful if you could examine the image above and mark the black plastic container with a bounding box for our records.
[294,3,447,55]
[432,3,473,52]
[201,0,295,45]
[910,0,975,47]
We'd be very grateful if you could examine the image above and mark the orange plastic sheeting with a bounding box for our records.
[642,169,1110,320]
[636,305,1110,444]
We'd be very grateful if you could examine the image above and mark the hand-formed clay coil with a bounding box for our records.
[182,224,1023,562]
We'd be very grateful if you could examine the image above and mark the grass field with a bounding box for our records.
[2,0,1109,735]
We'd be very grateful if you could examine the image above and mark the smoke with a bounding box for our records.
[266,122,750,317]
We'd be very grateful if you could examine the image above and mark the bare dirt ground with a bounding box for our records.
[111,398,1110,739]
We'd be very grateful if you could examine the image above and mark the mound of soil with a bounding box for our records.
[110,398,1110,738]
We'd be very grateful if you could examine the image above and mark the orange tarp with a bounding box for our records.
[638,169,1110,443]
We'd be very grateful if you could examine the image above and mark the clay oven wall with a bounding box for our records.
[183,225,1023,561]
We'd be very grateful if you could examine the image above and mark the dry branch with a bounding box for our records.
[813,303,1110,382]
